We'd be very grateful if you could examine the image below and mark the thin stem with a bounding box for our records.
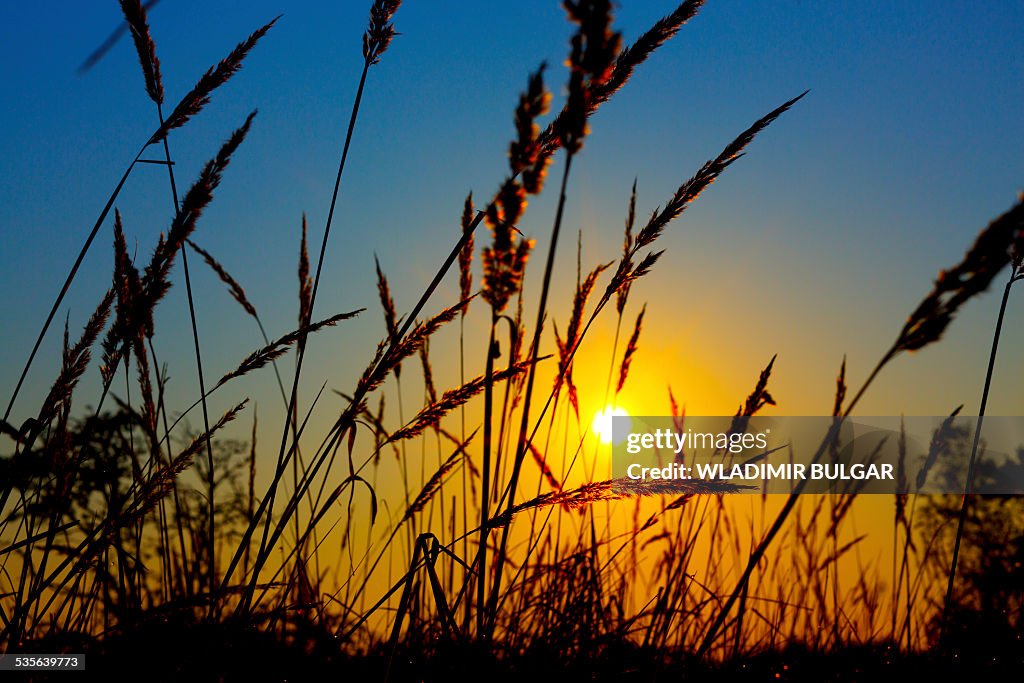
[695,351,900,658]
[243,59,370,609]
[156,101,217,615]
[486,152,575,634]
[942,273,1014,633]
[459,313,471,629]
[476,313,498,635]
[4,149,144,423]
[220,211,484,598]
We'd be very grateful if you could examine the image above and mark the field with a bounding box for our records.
[1,1,1022,680]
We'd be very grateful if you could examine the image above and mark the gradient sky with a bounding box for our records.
[2,1,1023,463]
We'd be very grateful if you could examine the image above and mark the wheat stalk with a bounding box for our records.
[490,476,750,528]
[150,18,278,143]
[118,0,163,105]
[615,304,645,395]
[215,310,363,389]
[386,359,541,444]
[185,239,257,318]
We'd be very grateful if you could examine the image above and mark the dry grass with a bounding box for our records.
[1,1,1022,680]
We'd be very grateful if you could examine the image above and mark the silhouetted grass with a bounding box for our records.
[2,1,1023,681]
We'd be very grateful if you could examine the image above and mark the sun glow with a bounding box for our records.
[591,405,631,444]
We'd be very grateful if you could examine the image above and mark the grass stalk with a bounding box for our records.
[487,152,575,634]
[154,99,218,615]
[941,268,1017,634]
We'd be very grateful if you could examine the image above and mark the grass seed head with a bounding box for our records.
[119,0,163,104]
[363,0,402,65]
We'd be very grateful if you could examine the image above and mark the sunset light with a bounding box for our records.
[3,0,1022,678]
[591,405,631,444]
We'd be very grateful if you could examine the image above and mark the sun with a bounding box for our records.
[591,405,631,445]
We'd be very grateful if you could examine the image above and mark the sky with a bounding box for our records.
[1,0,1023,466]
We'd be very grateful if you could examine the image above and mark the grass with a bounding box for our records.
[1,0,1023,680]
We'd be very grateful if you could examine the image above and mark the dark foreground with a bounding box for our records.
[14,618,1024,682]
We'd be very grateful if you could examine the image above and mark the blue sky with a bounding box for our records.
[1,1,1023,451]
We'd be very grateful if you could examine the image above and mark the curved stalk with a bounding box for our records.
[942,271,1015,633]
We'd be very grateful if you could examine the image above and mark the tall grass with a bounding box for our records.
[1,0,1022,678]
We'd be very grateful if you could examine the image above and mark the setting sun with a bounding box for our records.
[4,0,1022,678]
[591,405,631,444]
